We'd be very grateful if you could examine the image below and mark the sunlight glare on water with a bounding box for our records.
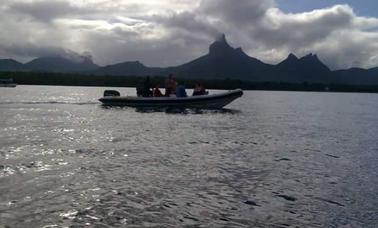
[0,85,378,227]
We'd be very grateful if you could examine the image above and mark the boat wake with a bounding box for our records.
[0,101,99,105]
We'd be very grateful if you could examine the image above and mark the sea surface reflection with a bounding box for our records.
[0,86,378,227]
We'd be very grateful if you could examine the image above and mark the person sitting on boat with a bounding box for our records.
[192,83,208,96]
[153,84,163,97]
[175,85,187,97]
[165,74,177,96]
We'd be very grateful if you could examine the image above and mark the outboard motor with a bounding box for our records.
[104,90,120,97]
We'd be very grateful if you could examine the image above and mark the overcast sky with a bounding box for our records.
[1,0,378,70]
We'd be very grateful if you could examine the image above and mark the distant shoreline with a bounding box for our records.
[2,72,378,94]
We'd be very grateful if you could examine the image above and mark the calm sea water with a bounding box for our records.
[0,85,377,228]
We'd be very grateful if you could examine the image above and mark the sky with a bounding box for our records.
[277,0,378,17]
[1,0,378,70]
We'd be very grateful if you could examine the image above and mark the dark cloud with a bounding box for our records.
[199,0,275,24]
[0,43,92,63]
[7,0,83,22]
[151,11,219,39]
[1,0,378,69]
[83,28,211,67]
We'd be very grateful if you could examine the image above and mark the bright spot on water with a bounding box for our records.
[59,209,78,219]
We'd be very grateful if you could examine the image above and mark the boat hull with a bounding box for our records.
[99,89,243,109]
[0,83,17,88]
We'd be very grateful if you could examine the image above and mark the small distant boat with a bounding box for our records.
[0,78,17,88]
[99,89,243,109]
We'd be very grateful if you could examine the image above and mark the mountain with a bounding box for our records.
[94,34,275,81]
[0,59,24,71]
[95,35,339,83]
[333,67,378,85]
[95,61,163,76]
[165,34,273,81]
[275,53,332,83]
[278,53,330,73]
[1,34,378,85]
[25,55,98,72]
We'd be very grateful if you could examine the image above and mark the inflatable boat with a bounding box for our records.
[99,89,243,109]
[0,79,17,87]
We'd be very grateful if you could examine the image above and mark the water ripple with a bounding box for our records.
[0,86,377,227]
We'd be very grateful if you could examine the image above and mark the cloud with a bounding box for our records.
[1,43,67,57]
[312,30,378,69]
[256,5,354,47]
[1,0,378,69]
[7,0,86,22]
[0,42,94,63]
[152,11,219,39]
[247,5,378,69]
[199,0,275,24]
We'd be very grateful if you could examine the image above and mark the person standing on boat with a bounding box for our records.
[165,74,177,96]
[142,76,153,97]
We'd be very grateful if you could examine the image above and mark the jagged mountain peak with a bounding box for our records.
[208,34,258,61]
[297,53,330,72]
[209,34,234,56]
[278,53,299,66]
[287,53,299,60]
[301,53,319,60]
[277,52,330,74]
[215,33,227,43]
[235,47,244,53]
[300,53,325,64]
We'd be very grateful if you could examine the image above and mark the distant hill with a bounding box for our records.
[0,55,98,73]
[0,59,24,71]
[333,67,378,85]
[25,56,98,72]
[94,61,163,76]
[1,34,378,85]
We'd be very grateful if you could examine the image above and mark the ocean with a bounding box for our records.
[1,85,377,227]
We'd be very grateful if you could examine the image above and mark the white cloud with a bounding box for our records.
[1,0,378,69]
[250,5,378,69]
